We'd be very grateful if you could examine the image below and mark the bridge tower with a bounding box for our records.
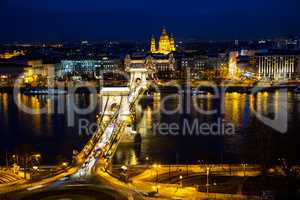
[100,87,131,123]
[128,68,148,89]
[124,53,156,86]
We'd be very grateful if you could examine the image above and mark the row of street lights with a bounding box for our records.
[145,157,249,196]
[150,163,211,195]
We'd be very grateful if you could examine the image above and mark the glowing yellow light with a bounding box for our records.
[0,50,25,59]
[150,28,176,55]
[33,154,41,159]
[62,162,69,167]
[153,164,161,169]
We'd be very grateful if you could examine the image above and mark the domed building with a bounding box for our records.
[150,28,176,55]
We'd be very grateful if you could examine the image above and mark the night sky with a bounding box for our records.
[1,0,300,42]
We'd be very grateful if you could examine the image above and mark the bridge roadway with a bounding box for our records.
[75,83,148,177]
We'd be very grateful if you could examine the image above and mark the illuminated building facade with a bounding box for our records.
[0,50,25,60]
[229,51,239,79]
[229,50,257,79]
[178,55,207,79]
[150,28,176,55]
[23,60,54,86]
[228,50,300,80]
[57,57,120,79]
[0,64,25,87]
[124,53,176,79]
[256,54,299,80]
[0,74,10,86]
[177,52,228,79]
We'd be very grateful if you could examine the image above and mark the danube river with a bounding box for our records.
[1,90,300,165]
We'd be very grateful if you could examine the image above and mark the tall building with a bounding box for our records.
[256,53,299,80]
[170,34,176,52]
[150,28,176,55]
[150,35,157,53]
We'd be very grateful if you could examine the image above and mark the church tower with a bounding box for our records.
[150,35,157,53]
[170,33,176,51]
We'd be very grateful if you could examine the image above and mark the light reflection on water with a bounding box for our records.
[114,91,300,165]
[0,92,300,165]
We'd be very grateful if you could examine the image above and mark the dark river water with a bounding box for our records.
[1,90,300,166]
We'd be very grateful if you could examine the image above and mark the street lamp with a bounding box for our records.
[242,163,247,177]
[12,154,16,165]
[62,162,69,168]
[197,160,204,173]
[145,156,149,167]
[206,167,210,196]
[153,164,161,193]
[179,175,183,188]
